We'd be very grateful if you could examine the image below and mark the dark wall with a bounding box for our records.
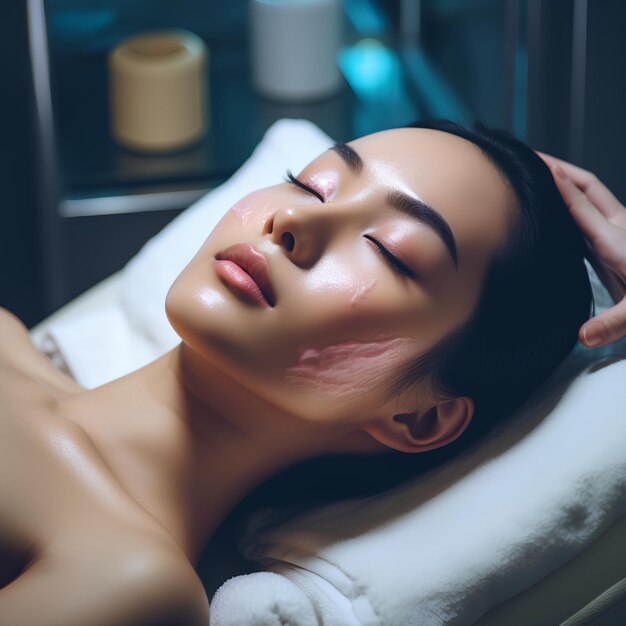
[0,4,184,328]
[527,0,626,204]
[583,0,626,203]
[526,0,574,155]
[0,2,43,328]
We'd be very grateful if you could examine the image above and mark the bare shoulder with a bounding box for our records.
[0,306,55,366]
[1,530,210,626]
[0,306,47,370]
[0,307,83,394]
[61,530,211,624]
[0,307,31,348]
[62,531,212,625]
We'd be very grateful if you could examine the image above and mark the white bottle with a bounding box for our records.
[249,0,344,102]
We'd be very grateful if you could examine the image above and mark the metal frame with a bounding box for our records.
[570,0,588,164]
[59,188,210,218]
[26,0,65,311]
[503,0,521,134]
[25,0,214,309]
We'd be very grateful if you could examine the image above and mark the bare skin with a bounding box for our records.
[0,128,513,625]
[0,311,210,625]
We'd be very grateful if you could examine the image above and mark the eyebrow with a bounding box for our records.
[331,142,363,174]
[330,142,459,269]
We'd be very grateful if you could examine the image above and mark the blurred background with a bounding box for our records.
[1,0,625,328]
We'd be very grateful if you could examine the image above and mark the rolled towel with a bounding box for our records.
[210,571,319,626]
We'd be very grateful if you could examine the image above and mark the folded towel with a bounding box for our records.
[37,303,163,388]
[222,354,626,626]
[209,571,319,626]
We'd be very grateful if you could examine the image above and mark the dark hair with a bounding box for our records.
[383,118,593,437]
[229,120,594,517]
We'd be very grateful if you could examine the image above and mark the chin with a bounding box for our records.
[164,277,186,339]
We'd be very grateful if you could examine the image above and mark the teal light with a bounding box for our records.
[402,47,472,125]
[51,8,116,35]
[256,0,335,5]
[338,39,418,134]
[343,0,390,37]
[514,45,528,140]
[339,39,400,101]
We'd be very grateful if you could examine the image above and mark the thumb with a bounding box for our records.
[581,297,626,347]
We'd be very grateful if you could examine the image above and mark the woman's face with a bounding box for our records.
[166,128,514,430]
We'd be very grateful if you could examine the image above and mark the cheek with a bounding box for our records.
[301,254,379,313]
[283,337,414,398]
[350,278,377,307]
[228,190,274,227]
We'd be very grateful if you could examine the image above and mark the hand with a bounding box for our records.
[537,152,626,348]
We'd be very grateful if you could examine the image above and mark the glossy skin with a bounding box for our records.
[0,311,210,626]
[0,128,513,625]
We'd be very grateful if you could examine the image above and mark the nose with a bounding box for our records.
[266,202,346,268]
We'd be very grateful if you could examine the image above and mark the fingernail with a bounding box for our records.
[583,322,605,346]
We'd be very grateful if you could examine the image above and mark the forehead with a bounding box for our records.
[349,127,515,277]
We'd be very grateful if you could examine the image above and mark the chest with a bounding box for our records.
[0,385,185,592]
[0,322,124,508]
[0,363,163,549]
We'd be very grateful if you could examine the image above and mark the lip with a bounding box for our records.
[214,243,276,307]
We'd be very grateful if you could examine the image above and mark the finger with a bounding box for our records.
[538,151,599,190]
[552,167,615,245]
[535,151,562,169]
[580,296,626,347]
[539,155,625,222]
[536,151,623,220]
[536,151,592,180]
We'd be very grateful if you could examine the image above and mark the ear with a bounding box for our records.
[364,396,474,454]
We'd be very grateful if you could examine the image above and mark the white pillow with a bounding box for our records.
[209,353,626,626]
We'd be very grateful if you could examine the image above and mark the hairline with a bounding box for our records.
[377,128,528,406]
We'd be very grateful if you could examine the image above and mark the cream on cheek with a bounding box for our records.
[228,190,274,227]
[283,337,414,398]
[350,278,378,307]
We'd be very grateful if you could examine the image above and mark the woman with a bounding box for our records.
[0,119,600,625]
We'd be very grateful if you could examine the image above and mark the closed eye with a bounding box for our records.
[364,235,415,279]
[284,170,325,203]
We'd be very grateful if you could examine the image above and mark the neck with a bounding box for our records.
[58,342,341,564]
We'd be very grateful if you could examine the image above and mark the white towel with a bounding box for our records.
[37,303,165,388]
[226,354,626,626]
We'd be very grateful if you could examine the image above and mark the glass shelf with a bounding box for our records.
[44,0,415,215]
[42,0,524,217]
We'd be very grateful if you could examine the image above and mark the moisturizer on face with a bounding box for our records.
[284,336,413,398]
[228,190,274,228]
[349,278,377,308]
